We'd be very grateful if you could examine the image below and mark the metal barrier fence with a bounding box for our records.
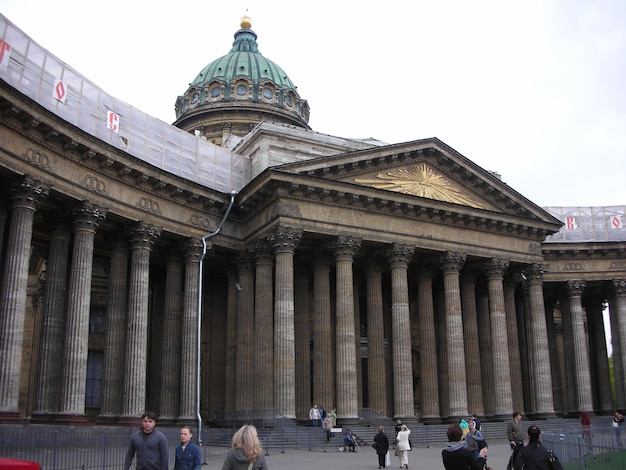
[542,426,626,470]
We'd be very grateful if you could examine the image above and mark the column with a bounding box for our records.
[460,272,483,418]
[119,222,161,424]
[224,269,238,414]
[0,177,49,422]
[386,243,415,419]
[584,293,613,414]
[560,294,577,414]
[268,225,302,419]
[31,213,71,422]
[0,204,7,272]
[611,279,626,409]
[526,264,555,417]
[331,235,361,421]
[440,251,468,420]
[312,251,334,409]
[179,238,202,424]
[417,266,440,422]
[294,264,311,421]
[250,239,274,413]
[504,274,524,413]
[366,258,387,415]
[57,201,107,423]
[97,232,129,424]
[476,287,494,417]
[484,258,513,419]
[435,282,450,418]
[354,275,363,410]
[158,247,183,423]
[234,252,255,412]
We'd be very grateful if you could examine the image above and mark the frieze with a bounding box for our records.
[189,213,212,230]
[83,174,107,194]
[136,196,162,214]
[528,242,542,255]
[271,201,302,218]
[23,147,51,170]
[608,261,626,271]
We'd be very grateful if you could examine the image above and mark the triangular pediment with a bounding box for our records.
[274,137,561,226]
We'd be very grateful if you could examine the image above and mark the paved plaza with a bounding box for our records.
[204,441,512,470]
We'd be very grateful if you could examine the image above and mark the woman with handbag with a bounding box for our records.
[396,424,411,469]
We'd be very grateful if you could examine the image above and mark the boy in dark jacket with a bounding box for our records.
[442,424,488,470]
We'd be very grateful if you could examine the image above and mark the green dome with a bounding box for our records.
[174,18,310,133]
[191,29,296,91]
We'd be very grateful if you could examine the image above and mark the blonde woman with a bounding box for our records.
[396,424,411,469]
[222,424,268,470]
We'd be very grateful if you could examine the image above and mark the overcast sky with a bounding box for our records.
[2,0,625,208]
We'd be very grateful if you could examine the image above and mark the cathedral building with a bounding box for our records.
[0,14,624,427]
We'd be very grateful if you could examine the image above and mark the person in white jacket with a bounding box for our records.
[396,424,411,469]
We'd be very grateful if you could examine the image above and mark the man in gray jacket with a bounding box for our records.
[124,412,169,470]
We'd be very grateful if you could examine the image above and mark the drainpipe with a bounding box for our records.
[197,191,236,445]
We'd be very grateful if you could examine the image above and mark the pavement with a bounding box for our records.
[202,441,512,470]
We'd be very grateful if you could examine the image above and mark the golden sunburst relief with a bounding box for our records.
[354,163,483,208]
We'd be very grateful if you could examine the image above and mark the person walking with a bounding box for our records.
[613,410,624,446]
[506,411,524,470]
[309,404,321,428]
[174,426,201,470]
[396,424,411,469]
[442,424,488,470]
[373,426,390,469]
[221,424,268,470]
[322,413,332,441]
[580,411,592,454]
[514,425,563,470]
[124,412,169,470]
[464,419,485,459]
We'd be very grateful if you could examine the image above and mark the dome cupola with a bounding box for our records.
[174,16,310,146]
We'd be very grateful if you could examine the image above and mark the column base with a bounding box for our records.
[0,411,25,424]
[419,416,444,425]
[337,417,363,427]
[117,415,142,427]
[94,414,120,425]
[528,411,558,420]
[30,412,58,424]
[176,416,198,427]
[54,413,89,425]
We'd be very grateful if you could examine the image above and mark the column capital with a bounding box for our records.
[612,279,626,296]
[565,279,586,297]
[385,243,414,267]
[126,221,161,250]
[248,238,274,264]
[330,235,361,261]
[267,225,302,254]
[236,251,255,273]
[483,257,509,279]
[526,263,547,282]
[439,251,466,274]
[183,238,204,263]
[9,175,49,210]
[72,201,107,231]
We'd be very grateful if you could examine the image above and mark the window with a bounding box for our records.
[236,84,248,96]
[85,351,103,407]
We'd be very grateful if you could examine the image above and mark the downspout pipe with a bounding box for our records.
[196,191,236,445]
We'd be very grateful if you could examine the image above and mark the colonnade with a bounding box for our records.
[0,177,623,425]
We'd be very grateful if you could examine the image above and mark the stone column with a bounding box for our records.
[31,213,71,423]
[460,272,483,418]
[584,294,613,414]
[435,283,450,418]
[0,177,48,422]
[484,258,513,419]
[504,274,524,413]
[386,243,415,419]
[476,287,494,417]
[158,247,183,423]
[612,279,626,409]
[97,232,129,424]
[526,264,555,417]
[179,238,202,425]
[119,222,161,424]
[234,252,255,412]
[417,266,440,422]
[295,265,311,420]
[57,202,107,423]
[0,204,7,268]
[366,258,387,415]
[354,274,363,409]
[250,239,275,412]
[331,235,361,421]
[559,294,577,415]
[224,269,238,413]
[564,280,594,414]
[313,250,334,409]
[440,251,468,420]
[268,225,302,419]
[609,294,626,409]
